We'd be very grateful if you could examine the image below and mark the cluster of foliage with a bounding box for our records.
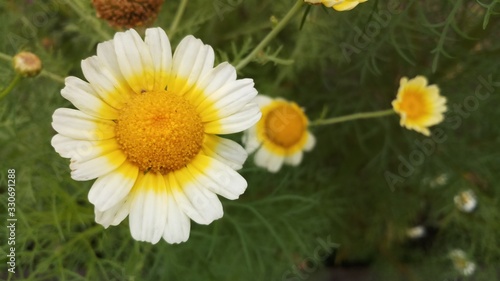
[1,0,499,280]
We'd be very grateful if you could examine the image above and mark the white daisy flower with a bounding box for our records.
[454,190,477,213]
[51,27,261,244]
[449,249,476,276]
[406,225,426,239]
[242,95,315,173]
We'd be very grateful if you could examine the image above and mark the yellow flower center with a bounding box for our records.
[264,103,306,148]
[115,90,204,174]
[398,90,427,119]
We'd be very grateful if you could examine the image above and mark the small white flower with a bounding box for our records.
[454,190,477,213]
[449,249,476,276]
[430,173,449,188]
[406,225,426,239]
[242,95,315,173]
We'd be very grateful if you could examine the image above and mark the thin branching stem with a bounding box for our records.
[310,109,396,127]
[169,0,189,37]
[235,0,304,70]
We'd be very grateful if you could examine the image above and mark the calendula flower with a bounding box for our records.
[392,76,447,136]
[243,95,315,173]
[449,249,476,276]
[51,27,261,244]
[454,190,477,213]
[304,0,368,11]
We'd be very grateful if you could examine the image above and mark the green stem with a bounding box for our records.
[40,70,65,84]
[65,1,111,40]
[169,0,189,37]
[310,109,396,127]
[235,0,304,71]
[0,74,22,100]
[0,52,11,62]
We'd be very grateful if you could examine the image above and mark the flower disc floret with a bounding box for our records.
[263,102,307,148]
[243,95,316,173]
[115,90,204,174]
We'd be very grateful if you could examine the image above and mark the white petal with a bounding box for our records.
[88,161,139,212]
[204,103,262,134]
[170,169,223,225]
[180,170,224,223]
[51,134,121,163]
[114,29,155,93]
[145,27,173,91]
[304,132,316,151]
[170,35,214,95]
[163,188,191,244]
[242,126,261,154]
[95,197,131,228]
[81,56,132,109]
[186,154,247,200]
[198,79,258,122]
[61,77,118,120]
[202,135,248,170]
[284,151,303,166]
[254,95,274,107]
[188,62,236,106]
[96,40,128,86]
[167,173,205,224]
[129,173,168,244]
[70,150,127,181]
[52,108,116,140]
[254,146,283,173]
[267,153,284,172]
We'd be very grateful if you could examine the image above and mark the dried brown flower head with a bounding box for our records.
[92,0,164,29]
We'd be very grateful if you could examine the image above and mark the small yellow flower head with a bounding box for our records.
[92,0,164,28]
[449,249,476,276]
[12,51,42,77]
[304,0,368,11]
[392,76,447,136]
[454,190,477,213]
[243,95,316,173]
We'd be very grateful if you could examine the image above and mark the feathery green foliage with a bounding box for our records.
[1,0,499,280]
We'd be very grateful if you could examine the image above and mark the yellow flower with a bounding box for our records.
[243,95,315,173]
[392,76,447,136]
[304,0,368,11]
[51,28,261,244]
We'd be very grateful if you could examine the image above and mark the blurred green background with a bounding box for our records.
[1,0,499,280]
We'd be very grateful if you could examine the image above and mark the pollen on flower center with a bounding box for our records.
[264,103,306,148]
[399,90,427,119]
[115,90,204,174]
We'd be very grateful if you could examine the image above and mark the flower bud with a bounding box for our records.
[12,51,42,77]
